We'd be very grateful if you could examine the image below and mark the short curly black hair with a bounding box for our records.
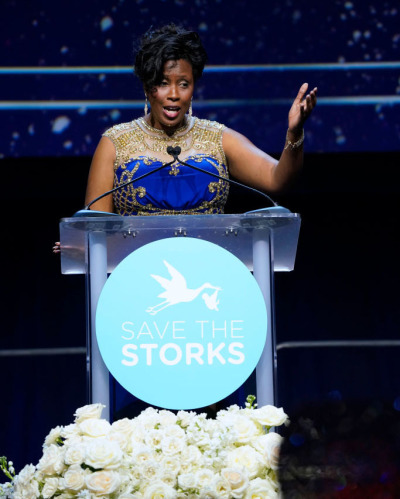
[134,24,208,92]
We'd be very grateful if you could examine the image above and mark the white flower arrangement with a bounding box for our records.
[0,396,288,498]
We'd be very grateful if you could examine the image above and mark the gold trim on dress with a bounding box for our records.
[105,117,229,216]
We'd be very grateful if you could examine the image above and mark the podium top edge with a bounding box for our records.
[60,212,301,232]
[60,212,301,223]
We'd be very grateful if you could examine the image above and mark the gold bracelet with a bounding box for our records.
[284,128,304,150]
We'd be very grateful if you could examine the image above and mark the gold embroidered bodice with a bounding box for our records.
[102,117,229,215]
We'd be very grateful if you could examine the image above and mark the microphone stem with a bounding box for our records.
[173,156,278,207]
[86,153,278,212]
[85,159,176,210]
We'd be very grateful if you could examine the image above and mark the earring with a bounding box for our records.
[144,95,148,116]
[188,98,193,117]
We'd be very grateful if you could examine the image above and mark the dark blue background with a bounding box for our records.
[1,0,399,157]
[1,0,400,479]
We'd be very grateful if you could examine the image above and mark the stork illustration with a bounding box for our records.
[146,260,222,315]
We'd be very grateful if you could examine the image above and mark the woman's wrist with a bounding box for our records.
[284,128,304,150]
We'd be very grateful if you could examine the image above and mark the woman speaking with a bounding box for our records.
[85,23,317,216]
[53,23,317,253]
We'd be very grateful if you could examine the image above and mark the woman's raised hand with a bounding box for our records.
[288,83,318,132]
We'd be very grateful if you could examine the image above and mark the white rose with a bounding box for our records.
[132,444,153,464]
[204,417,221,434]
[178,472,196,490]
[85,438,123,469]
[13,464,40,499]
[181,445,202,465]
[144,428,163,449]
[209,475,231,498]
[43,426,63,447]
[74,403,105,423]
[109,430,130,451]
[253,432,283,470]
[220,468,249,498]
[64,444,85,465]
[226,445,263,479]
[17,463,36,481]
[41,477,59,498]
[159,469,178,488]
[85,470,121,494]
[157,410,178,427]
[112,418,134,437]
[186,429,211,448]
[140,460,161,481]
[217,405,241,419]
[160,455,181,475]
[194,468,215,489]
[177,410,197,428]
[130,424,148,445]
[251,405,288,428]
[165,424,185,440]
[225,414,261,443]
[60,424,81,443]
[244,477,277,498]
[37,444,65,475]
[136,407,160,429]
[180,460,197,474]
[62,464,86,491]
[79,418,111,438]
[142,481,176,499]
[161,436,185,456]
[187,413,207,430]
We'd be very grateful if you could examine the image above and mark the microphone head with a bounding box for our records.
[166,146,181,158]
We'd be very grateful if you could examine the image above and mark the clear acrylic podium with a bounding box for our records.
[60,211,300,420]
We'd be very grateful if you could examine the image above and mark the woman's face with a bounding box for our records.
[147,59,194,133]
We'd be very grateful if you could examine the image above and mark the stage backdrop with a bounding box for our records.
[1,0,399,158]
[1,0,400,476]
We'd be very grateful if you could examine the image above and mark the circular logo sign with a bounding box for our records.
[96,237,267,410]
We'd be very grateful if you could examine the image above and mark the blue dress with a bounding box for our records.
[103,116,229,215]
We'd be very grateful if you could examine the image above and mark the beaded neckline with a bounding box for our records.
[139,116,194,137]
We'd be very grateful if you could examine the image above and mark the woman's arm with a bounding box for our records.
[223,83,317,193]
[53,136,115,254]
[84,136,116,212]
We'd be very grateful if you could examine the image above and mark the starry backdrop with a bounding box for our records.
[1,0,400,474]
[1,0,400,157]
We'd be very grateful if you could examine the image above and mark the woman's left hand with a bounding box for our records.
[288,83,318,132]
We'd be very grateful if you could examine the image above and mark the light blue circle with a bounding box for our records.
[96,237,267,410]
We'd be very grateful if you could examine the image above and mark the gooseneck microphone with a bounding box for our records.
[166,146,280,208]
[72,155,178,217]
[73,145,288,217]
